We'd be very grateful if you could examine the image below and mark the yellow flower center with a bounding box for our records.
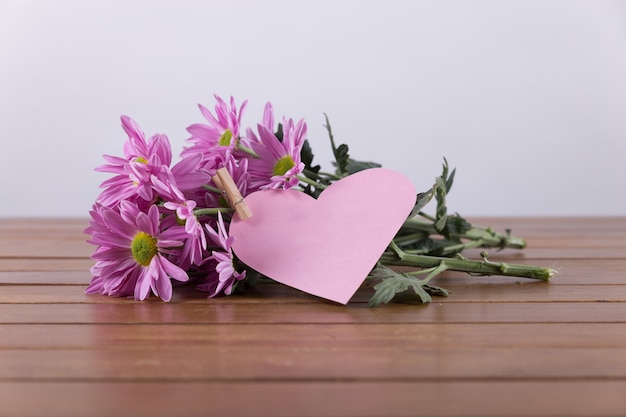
[131,232,157,266]
[219,129,234,147]
[273,155,296,176]
[134,157,148,164]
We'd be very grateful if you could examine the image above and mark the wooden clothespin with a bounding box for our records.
[212,167,252,220]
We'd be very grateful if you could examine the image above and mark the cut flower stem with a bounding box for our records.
[381,241,555,281]
[298,174,328,190]
[400,217,527,250]
[193,207,234,216]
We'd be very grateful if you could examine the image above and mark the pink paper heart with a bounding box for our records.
[230,168,416,304]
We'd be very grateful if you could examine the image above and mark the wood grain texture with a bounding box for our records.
[2,381,626,417]
[1,217,625,417]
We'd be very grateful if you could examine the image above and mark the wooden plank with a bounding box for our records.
[1,381,626,417]
[0,218,88,258]
[2,323,626,349]
[0,258,94,271]
[467,216,626,238]
[0,238,92,258]
[0,271,91,285]
[1,258,622,285]
[2,346,626,381]
[1,282,625,304]
[461,245,626,260]
[1,302,625,324]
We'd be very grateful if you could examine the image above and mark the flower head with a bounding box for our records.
[197,212,246,297]
[85,201,188,301]
[170,152,213,192]
[96,116,172,207]
[247,109,307,190]
[183,95,248,158]
[151,169,208,270]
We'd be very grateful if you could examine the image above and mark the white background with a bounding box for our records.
[1,0,625,217]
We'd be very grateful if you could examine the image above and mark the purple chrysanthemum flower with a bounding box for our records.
[247,112,307,190]
[151,169,207,269]
[151,169,199,234]
[183,95,247,158]
[85,201,188,301]
[171,152,212,192]
[96,116,172,207]
[197,212,246,297]
[158,212,208,271]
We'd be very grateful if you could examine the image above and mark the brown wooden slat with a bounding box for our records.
[1,380,625,417]
[0,238,92,258]
[1,282,624,304]
[0,271,91,285]
[468,216,626,238]
[428,257,626,285]
[1,302,625,324]
[2,323,625,349]
[462,245,626,259]
[2,346,626,381]
[0,217,88,231]
[0,258,94,271]
[1,258,623,285]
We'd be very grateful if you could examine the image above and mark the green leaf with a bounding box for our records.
[368,265,433,307]
[346,159,382,174]
[334,144,350,176]
[300,139,321,175]
[423,284,450,297]
[406,186,436,219]
[403,237,438,254]
[444,159,456,193]
[434,175,448,232]
[445,215,472,236]
[323,113,350,176]
[434,158,459,235]
[299,139,331,198]
[402,237,460,256]
[274,123,284,142]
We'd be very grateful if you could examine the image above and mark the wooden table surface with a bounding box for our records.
[1,217,625,417]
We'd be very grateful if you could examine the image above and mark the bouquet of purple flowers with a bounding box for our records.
[85,95,555,306]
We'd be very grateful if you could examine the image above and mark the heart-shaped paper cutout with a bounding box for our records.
[230,168,416,304]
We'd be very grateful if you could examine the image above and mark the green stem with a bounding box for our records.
[383,241,555,281]
[404,238,486,256]
[318,171,341,180]
[323,113,345,176]
[297,175,328,190]
[400,218,527,250]
[302,169,322,180]
[194,207,234,216]
[302,169,341,181]
[202,184,221,194]
[393,232,428,247]
[237,144,259,158]
[417,211,437,222]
